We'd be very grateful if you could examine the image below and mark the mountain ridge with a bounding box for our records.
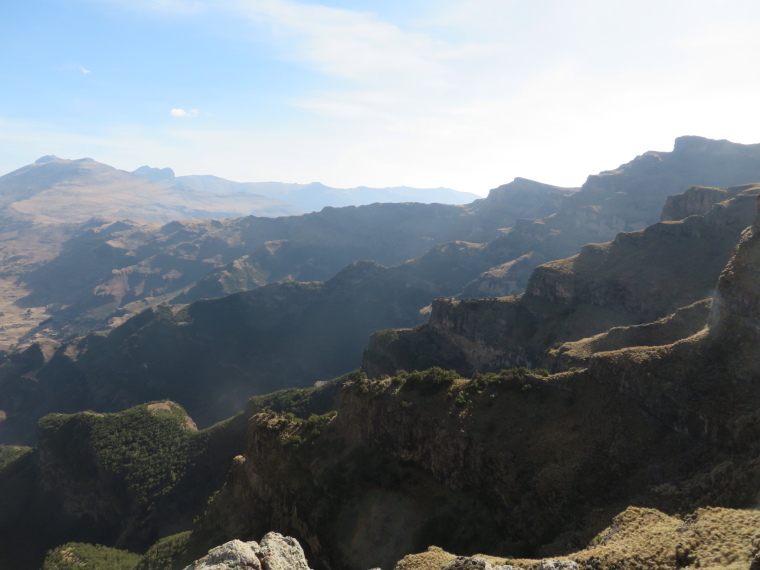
[3,140,760,570]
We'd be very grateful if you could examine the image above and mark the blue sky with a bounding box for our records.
[2,0,760,195]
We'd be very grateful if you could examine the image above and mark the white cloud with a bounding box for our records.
[170,108,199,118]
[234,0,450,85]
[62,63,92,74]
[17,0,760,196]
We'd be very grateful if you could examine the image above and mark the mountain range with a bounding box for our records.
[132,164,480,214]
[3,136,760,569]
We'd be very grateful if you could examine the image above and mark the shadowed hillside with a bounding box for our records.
[363,183,759,376]
[178,196,760,570]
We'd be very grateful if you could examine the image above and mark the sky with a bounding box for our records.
[2,0,760,196]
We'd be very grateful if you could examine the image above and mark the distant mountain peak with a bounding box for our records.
[132,165,176,183]
[672,135,760,155]
[35,155,61,164]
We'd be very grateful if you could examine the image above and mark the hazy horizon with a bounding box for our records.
[3,0,760,197]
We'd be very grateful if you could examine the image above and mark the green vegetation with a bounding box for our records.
[1,402,249,570]
[256,405,339,461]
[38,402,196,503]
[261,409,339,449]
[398,367,459,395]
[248,374,345,418]
[347,366,553,410]
[465,367,548,395]
[355,366,551,401]
[42,543,140,570]
[349,370,370,394]
[373,328,400,344]
[135,531,191,570]
[0,444,32,470]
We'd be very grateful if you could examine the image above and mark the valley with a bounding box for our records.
[2,136,760,570]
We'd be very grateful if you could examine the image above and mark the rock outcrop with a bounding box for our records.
[660,185,730,221]
[396,506,760,570]
[184,533,312,570]
[363,184,760,377]
[545,299,712,371]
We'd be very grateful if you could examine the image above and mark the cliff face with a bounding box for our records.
[471,177,577,222]
[364,185,759,377]
[6,196,760,570]
[190,201,760,570]
[660,185,730,221]
[193,372,682,570]
[551,136,760,238]
[709,200,760,357]
[463,138,760,295]
[545,299,712,371]
[4,136,759,353]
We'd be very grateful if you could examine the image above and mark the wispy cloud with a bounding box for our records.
[15,0,760,195]
[170,108,199,118]
[62,63,92,74]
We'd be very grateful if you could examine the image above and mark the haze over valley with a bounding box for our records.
[3,136,760,570]
[4,1,760,569]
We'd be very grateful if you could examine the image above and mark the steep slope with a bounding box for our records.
[0,401,246,570]
[363,184,759,376]
[0,378,342,570]
[13,186,565,343]
[1,255,469,444]
[460,136,760,293]
[183,196,760,570]
[4,176,758,447]
[5,196,760,570]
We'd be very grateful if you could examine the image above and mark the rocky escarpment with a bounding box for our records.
[183,534,313,570]
[7,198,760,570]
[191,369,683,569]
[188,196,760,570]
[363,185,759,377]
[6,136,759,352]
[551,136,760,238]
[458,137,760,296]
[660,185,731,221]
[469,177,577,223]
[576,205,760,455]
[708,205,760,357]
[191,356,760,570]
[545,299,712,371]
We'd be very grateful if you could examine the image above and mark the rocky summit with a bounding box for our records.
[183,533,313,570]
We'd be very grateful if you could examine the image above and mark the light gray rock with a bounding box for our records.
[537,561,579,570]
[441,557,492,570]
[259,532,312,570]
[183,533,313,570]
[183,539,261,570]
